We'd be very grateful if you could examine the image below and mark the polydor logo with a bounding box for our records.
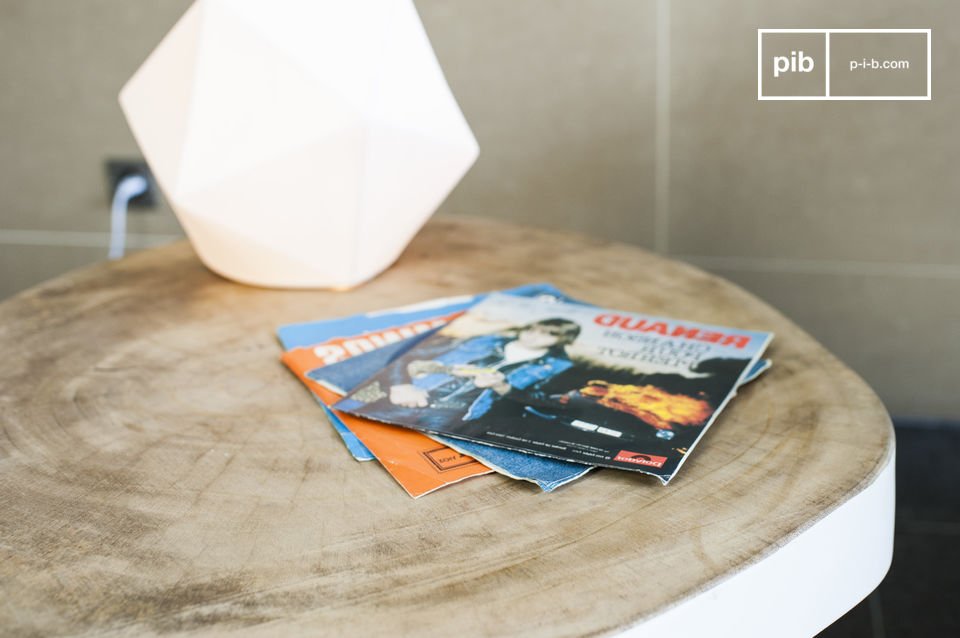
[614,450,667,468]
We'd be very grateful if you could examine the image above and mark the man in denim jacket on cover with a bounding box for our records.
[387,318,581,422]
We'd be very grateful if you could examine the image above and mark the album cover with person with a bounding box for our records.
[335,293,773,483]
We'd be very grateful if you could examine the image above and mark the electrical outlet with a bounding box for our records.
[105,159,158,209]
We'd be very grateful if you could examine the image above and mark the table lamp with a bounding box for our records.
[120,0,478,289]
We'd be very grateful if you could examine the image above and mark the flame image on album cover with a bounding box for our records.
[334,293,773,484]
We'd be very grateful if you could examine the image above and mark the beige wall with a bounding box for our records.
[0,1,191,252]
[0,1,956,418]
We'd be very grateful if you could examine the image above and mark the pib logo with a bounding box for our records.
[773,50,815,77]
[613,450,667,468]
[758,31,826,98]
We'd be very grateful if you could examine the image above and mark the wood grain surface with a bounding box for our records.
[0,216,893,637]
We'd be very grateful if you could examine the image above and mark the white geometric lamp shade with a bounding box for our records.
[120,0,479,288]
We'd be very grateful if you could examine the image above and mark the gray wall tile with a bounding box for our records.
[416,0,657,246]
[0,0,190,235]
[669,1,958,264]
[699,265,960,419]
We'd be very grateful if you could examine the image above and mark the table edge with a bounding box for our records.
[618,440,895,638]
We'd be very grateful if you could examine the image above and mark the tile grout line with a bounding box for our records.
[897,519,960,535]
[654,0,670,254]
[676,253,960,280]
[0,229,182,250]
[868,591,886,638]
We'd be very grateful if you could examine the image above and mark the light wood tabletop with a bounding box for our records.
[0,216,894,637]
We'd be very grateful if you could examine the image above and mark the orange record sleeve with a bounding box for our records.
[282,344,492,498]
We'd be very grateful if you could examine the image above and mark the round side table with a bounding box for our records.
[0,216,894,637]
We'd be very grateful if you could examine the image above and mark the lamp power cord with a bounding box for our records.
[108,174,150,260]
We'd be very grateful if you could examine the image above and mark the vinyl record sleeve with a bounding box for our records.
[280,284,597,492]
[336,294,774,484]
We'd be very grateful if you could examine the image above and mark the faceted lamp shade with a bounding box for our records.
[120,0,479,288]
